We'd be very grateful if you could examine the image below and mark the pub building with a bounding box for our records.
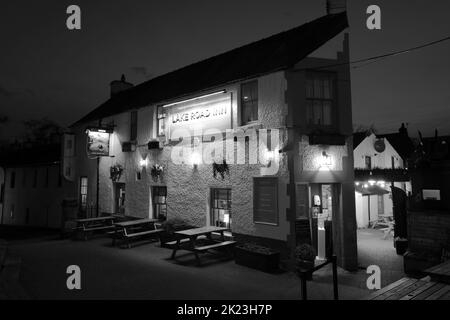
[62,11,358,270]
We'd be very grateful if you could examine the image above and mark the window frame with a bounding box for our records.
[79,176,88,212]
[240,80,259,126]
[305,71,337,128]
[157,106,166,137]
[152,186,167,219]
[210,188,232,229]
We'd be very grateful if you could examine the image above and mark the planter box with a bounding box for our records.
[234,246,280,273]
[395,239,408,255]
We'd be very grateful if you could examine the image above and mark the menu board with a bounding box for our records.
[253,177,278,224]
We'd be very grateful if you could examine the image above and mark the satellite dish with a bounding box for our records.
[374,139,386,153]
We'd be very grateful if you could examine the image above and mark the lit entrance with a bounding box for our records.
[114,183,125,215]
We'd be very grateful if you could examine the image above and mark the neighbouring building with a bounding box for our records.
[404,134,450,273]
[0,143,64,228]
[63,11,358,270]
[353,125,414,228]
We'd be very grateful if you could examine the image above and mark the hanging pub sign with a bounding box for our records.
[85,127,112,157]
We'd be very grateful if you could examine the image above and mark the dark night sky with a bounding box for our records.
[1,0,450,141]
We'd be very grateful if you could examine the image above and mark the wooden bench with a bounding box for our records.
[194,240,236,253]
[364,277,450,300]
[122,229,163,249]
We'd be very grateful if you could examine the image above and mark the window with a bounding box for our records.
[79,177,88,212]
[306,72,335,126]
[211,188,232,229]
[422,189,440,201]
[240,80,258,125]
[365,156,372,170]
[391,156,395,169]
[130,111,138,141]
[10,171,16,189]
[152,186,167,220]
[253,177,278,225]
[157,106,166,136]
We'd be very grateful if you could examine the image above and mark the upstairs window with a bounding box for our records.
[365,156,372,169]
[157,106,166,136]
[306,72,336,126]
[241,80,258,125]
[130,111,138,141]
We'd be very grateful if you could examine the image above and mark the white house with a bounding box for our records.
[353,129,412,228]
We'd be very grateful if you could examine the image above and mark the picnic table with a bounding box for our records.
[424,259,450,284]
[74,216,116,240]
[112,218,162,248]
[170,226,236,266]
[364,277,450,300]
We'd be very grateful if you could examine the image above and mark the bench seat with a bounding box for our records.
[194,240,236,252]
[124,229,162,238]
[83,225,115,232]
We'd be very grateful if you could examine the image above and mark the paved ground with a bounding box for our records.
[357,228,405,288]
[3,227,405,300]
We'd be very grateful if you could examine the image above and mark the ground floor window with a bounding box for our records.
[152,186,167,220]
[114,182,126,215]
[210,188,231,229]
[79,176,88,213]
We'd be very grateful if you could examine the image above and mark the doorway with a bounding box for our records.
[114,183,126,215]
[295,183,337,260]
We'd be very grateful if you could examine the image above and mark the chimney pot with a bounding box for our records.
[110,74,133,97]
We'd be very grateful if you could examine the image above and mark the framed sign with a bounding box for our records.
[86,129,110,156]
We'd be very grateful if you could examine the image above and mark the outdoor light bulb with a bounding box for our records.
[191,152,201,166]
[355,182,360,186]
[368,180,376,185]
[140,158,148,167]
[363,184,369,188]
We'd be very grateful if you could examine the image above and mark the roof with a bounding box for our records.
[353,131,414,160]
[0,144,61,167]
[74,12,349,126]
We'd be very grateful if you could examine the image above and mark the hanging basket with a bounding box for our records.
[213,160,229,180]
[110,164,124,182]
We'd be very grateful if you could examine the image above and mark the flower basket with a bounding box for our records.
[234,243,280,273]
[213,160,229,180]
[151,164,164,182]
[295,244,316,280]
[110,164,124,182]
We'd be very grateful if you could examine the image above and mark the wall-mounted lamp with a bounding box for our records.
[191,152,202,168]
[265,150,275,163]
[320,151,332,167]
[139,158,148,168]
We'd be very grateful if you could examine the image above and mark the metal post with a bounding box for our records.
[301,272,307,300]
[332,255,339,300]
[96,157,100,217]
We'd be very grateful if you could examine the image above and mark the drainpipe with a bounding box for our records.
[0,166,6,225]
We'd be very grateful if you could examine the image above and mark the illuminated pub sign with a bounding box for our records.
[165,91,232,137]
[86,127,112,157]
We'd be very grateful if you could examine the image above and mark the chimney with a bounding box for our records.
[110,74,133,97]
[399,123,408,137]
[326,0,347,14]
